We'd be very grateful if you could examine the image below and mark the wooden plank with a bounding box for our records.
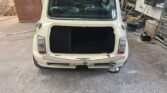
[14,0,42,23]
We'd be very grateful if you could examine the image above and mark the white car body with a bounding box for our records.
[33,0,129,71]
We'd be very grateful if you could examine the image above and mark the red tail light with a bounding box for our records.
[118,37,126,54]
[37,35,46,54]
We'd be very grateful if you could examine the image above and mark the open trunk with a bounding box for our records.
[50,26,115,53]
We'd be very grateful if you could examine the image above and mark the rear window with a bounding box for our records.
[48,0,117,20]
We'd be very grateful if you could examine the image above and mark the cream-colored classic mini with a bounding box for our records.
[33,0,129,73]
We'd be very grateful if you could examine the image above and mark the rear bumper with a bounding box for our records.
[34,54,126,69]
[33,34,129,69]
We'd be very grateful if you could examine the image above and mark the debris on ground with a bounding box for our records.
[140,32,151,42]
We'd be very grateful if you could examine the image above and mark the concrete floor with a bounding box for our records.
[0,17,167,93]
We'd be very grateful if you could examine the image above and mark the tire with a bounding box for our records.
[108,59,128,73]
[108,67,120,73]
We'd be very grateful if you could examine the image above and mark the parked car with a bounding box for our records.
[33,0,129,73]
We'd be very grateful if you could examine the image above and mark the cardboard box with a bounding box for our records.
[144,20,159,38]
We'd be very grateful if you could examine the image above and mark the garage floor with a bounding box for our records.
[0,17,167,93]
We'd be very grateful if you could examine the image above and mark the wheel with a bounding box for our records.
[108,60,128,73]
[108,67,120,73]
[33,56,46,69]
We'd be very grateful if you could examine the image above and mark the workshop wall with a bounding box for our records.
[135,0,163,19]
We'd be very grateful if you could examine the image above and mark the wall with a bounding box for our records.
[14,0,42,22]
[135,0,163,20]
[0,0,16,16]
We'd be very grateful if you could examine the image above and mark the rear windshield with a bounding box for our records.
[48,0,117,20]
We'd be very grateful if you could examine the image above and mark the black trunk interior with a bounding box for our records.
[50,26,115,53]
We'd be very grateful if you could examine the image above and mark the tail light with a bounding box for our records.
[37,35,46,54]
[118,37,126,54]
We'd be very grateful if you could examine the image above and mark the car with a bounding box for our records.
[33,0,129,73]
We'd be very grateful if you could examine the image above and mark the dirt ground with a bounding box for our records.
[0,17,167,93]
